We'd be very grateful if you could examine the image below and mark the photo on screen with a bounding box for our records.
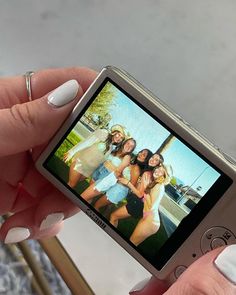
[45,81,221,260]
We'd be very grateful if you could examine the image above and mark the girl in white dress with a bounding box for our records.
[63,124,126,188]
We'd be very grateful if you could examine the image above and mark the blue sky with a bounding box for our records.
[101,82,220,196]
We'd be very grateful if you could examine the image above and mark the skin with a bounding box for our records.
[137,149,149,162]
[0,68,234,295]
[130,166,166,246]
[109,171,152,227]
[153,166,165,179]
[94,149,148,211]
[148,154,161,167]
[130,246,235,295]
[67,161,86,188]
[0,67,97,240]
[109,131,125,144]
[81,139,136,201]
[110,153,161,226]
[63,130,124,163]
[65,130,125,188]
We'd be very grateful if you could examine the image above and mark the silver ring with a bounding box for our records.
[24,71,35,101]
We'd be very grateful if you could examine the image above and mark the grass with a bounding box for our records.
[55,130,82,162]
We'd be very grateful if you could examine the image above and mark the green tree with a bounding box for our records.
[86,81,117,126]
[170,177,177,186]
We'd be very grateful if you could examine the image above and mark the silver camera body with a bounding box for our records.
[36,66,236,281]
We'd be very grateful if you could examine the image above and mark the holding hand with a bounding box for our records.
[130,246,236,295]
[0,67,96,243]
[1,67,235,295]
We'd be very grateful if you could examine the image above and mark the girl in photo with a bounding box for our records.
[80,138,136,201]
[93,149,153,211]
[109,153,164,227]
[63,124,126,188]
[129,164,173,246]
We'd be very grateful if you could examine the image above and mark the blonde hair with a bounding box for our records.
[145,164,173,193]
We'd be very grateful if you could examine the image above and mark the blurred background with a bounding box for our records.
[0,1,235,294]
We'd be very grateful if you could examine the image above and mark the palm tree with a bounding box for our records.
[156,134,175,154]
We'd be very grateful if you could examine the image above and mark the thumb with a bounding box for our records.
[166,246,236,295]
[130,246,236,295]
[0,80,82,156]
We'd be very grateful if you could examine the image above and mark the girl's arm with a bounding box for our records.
[138,171,152,196]
[115,155,131,177]
[143,183,162,211]
[63,129,108,162]
[143,184,165,211]
[118,178,142,197]
[119,171,151,198]
[130,165,140,186]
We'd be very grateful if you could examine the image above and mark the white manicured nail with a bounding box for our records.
[214,245,236,284]
[48,80,79,107]
[4,227,30,244]
[130,278,150,293]
[40,213,64,230]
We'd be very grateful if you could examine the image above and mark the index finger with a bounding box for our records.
[1,67,97,107]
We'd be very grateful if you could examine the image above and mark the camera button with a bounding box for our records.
[174,265,187,279]
[201,227,236,254]
[210,237,227,250]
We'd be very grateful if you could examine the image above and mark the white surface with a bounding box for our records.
[59,213,150,294]
[1,1,235,158]
[1,1,236,294]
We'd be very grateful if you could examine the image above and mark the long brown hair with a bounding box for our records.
[141,153,164,175]
[103,133,114,154]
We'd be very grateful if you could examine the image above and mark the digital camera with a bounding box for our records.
[36,66,236,282]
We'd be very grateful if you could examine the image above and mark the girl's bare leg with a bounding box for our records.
[110,205,130,227]
[130,217,160,246]
[89,179,95,185]
[81,183,100,201]
[68,161,85,188]
[94,195,111,211]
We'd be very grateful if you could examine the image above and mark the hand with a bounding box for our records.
[142,172,151,188]
[130,246,236,294]
[118,177,129,185]
[0,67,97,243]
[115,170,122,177]
[63,151,70,162]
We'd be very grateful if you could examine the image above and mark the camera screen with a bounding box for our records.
[44,79,232,269]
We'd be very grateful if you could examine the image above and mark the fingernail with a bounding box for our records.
[4,227,30,243]
[130,278,150,293]
[48,80,79,107]
[40,212,64,230]
[214,245,236,284]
